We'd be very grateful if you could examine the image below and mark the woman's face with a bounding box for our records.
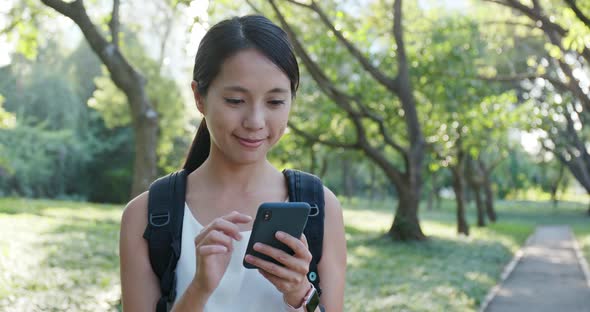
[194,48,292,165]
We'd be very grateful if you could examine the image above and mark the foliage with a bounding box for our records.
[0,95,15,129]
[0,94,16,174]
[87,30,190,174]
[0,122,90,198]
[0,40,135,202]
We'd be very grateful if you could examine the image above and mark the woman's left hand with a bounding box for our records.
[243,232,312,307]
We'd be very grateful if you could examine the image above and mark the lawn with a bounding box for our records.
[0,196,588,311]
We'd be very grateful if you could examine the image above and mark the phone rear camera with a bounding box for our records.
[263,210,272,221]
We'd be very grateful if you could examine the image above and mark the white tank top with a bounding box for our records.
[174,203,288,311]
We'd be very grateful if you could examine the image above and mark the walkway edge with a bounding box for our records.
[477,230,537,312]
[570,228,590,289]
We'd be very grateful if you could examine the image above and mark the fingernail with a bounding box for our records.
[275,231,284,239]
[254,243,261,250]
[236,233,243,240]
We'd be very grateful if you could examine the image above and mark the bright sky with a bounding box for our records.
[0,1,210,76]
[418,0,470,11]
[520,130,543,154]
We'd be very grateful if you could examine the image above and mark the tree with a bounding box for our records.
[255,0,427,240]
[481,0,590,215]
[36,0,160,198]
[416,13,517,233]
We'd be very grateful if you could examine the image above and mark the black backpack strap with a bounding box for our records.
[143,169,187,312]
[282,169,325,297]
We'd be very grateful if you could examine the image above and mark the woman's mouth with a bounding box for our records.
[235,136,265,148]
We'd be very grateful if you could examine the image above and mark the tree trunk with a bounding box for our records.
[451,160,469,236]
[434,183,441,209]
[426,173,437,211]
[473,185,486,227]
[388,181,426,240]
[466,158,486,227]
[452,170,469,235]
[319,156,329,178]
[479,160,497,222]
[269,0,427,239]
[551,163,565,209]
[482,174,497,222]
[40,0,158,199]
[130,102,158,197]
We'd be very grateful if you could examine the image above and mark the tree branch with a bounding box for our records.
[393,0,406,87]
[284,0,311,9]
[353,95,408,156]
[287,121,359,149]
[477,72,564,88]
[494,0,568,36]
[268,1,359,118]
[484,0,590,65]
[283,0,398,93]
[269,0,407,185]
[480,19,537,30]
[479,70,590,112]
[40,0,147,116]
[109,0,120,46]
[245,0,264,14]
[563,0,590,30]
[279,0,410,166]
[392,0,424,159]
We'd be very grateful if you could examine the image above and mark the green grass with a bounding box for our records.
[0,198,122,311]
[0,196,588,311]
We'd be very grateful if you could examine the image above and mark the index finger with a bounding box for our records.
[222,211,253,225]
[275,231,310,259]
[300,233,309,249]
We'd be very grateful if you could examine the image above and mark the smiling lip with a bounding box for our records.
[236,136,264,148]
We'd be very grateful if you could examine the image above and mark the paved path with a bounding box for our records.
[484,225,590,312]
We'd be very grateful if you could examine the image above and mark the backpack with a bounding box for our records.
[142,169,325,312]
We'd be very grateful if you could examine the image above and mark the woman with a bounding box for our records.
[119,15,346,311]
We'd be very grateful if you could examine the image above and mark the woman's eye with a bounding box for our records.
[268,100,285,105]
[224,98,244,104]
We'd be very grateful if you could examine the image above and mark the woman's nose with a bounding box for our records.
[242,105,265,130]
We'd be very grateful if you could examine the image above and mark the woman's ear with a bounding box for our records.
[191,80,206,115]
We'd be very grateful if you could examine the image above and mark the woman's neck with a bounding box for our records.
[196,156,277,196]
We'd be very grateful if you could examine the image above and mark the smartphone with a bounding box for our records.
[243,202,311,269]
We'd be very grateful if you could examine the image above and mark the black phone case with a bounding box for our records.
[243,202,311,269]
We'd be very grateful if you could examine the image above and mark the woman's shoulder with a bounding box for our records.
[322,185,341,214]
[121,191,149,232]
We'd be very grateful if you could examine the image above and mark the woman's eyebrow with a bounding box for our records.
[223,85,249,93]
[222,86,289,94]
[267,87,289,94]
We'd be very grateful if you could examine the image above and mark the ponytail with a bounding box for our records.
[183,119,210,173]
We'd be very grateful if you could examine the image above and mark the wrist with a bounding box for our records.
[283,283,312,309]
[186,281,212,307]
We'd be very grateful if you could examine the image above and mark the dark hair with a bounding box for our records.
[183,15,300,173]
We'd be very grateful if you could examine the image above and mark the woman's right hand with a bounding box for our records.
[189,211,252,297]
